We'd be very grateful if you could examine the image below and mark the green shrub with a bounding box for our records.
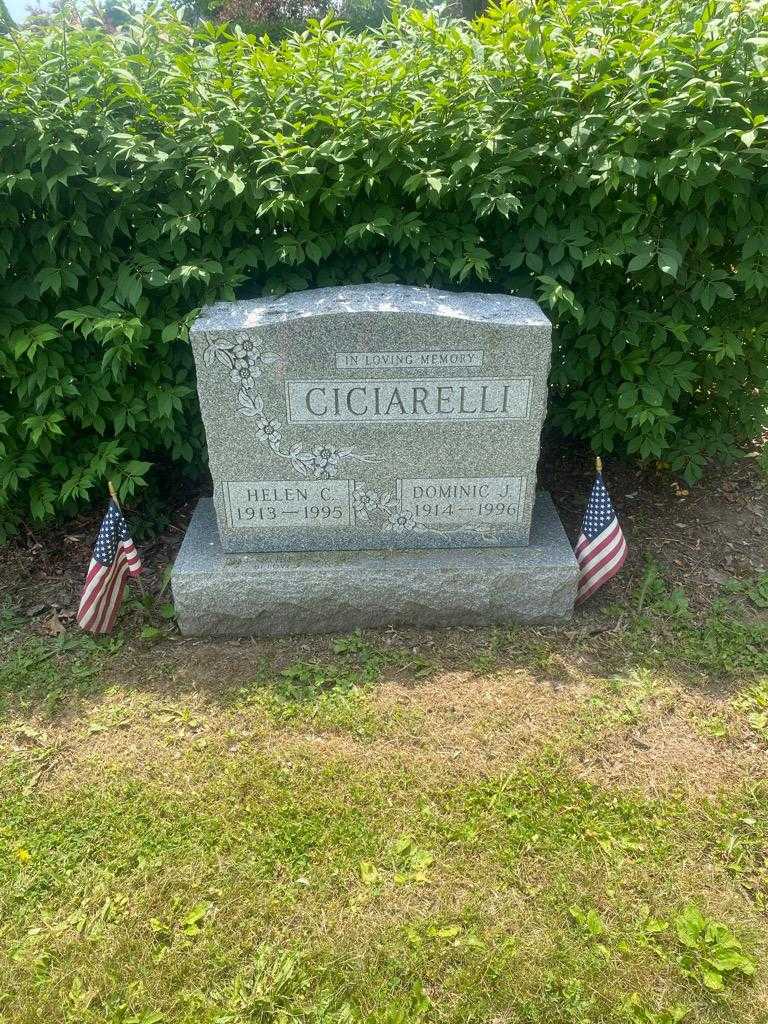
[0,0,14,33]
[1,0,767,538]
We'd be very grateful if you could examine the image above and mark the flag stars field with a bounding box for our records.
[77,498,142,635]
[575,468,628,605]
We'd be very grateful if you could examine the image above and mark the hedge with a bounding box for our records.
[1,1,767,540]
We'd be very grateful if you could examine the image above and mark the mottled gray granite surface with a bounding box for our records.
[192,284,551,332]
[172,493,578,637]
[189,284,553,554]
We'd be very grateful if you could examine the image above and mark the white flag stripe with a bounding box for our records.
[581,532,626,589]
[574,471,627,604]
[79,568,121,629]
[93,568,130,633]
[79,561,107,604]
[577,527,626,589]
[89,556,131,633]
[577,551,626,604]
[77,503,142,634]
[575,517,620,561]
[77,564,110,625]
[577,538,627,602]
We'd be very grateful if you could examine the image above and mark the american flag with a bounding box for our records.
[575,470,627,604]
[77,499,142,633]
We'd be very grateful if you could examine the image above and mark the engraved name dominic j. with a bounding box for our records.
[285,378,531,424]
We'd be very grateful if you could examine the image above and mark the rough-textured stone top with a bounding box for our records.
[191,284,551,335]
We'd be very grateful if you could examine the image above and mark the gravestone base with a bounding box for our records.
[172,493,578,637]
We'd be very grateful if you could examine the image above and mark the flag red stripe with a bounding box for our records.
[574,474,627,606]
[78,541,140,633]
[581,536,626,593]
[78,508,141,634]
[576,518,620,563]
[77,563,109,625]
[122,541,142,574]
[78,562,104,614]
[578,532,625,594]
[101,574,130,633]
[577,523,623,585]
[89,565,121,633]
[79,562,120,631]
[91,553,132,633]
[577,535,622,586]
[90,567,126,634]
[576,539,627,603]
[84,560,102,587]
[95,540,139,629]
[577,535,627,597]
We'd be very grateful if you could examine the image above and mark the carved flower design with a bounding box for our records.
[309,446,343,479]
[352,485,382,522]
[233,341,278,374]
[230,363,260,390]
[205,338,382,491]
[233,341,260,365]
[384,509,416,533]
[238,390,265,417]
[254,417,282,451]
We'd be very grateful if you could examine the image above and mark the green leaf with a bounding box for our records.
[2,2,766,539]
[228,172,245,196]
[627,252,653,272]
[125,460,152,477]
[700,967,725,991]
[657,247,681,277]
[180,902,210,936]
[36,268,63,296]
[359,861,379,886]
[618,385,638,410]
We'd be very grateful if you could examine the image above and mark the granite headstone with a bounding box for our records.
[172,284,578,634]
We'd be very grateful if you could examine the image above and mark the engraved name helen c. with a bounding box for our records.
[224,479,353,530]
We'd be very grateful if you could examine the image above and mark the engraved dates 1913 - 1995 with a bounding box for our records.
[224,476,525,536]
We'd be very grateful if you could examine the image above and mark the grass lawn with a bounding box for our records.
[1,557,768,1023]
[1,447,767,1023]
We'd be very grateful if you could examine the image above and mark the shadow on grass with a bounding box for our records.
[0,562,767,728]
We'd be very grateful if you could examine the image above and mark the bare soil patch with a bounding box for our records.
[2,439,767,626]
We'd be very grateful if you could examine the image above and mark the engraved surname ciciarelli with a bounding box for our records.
[285,378,531,424]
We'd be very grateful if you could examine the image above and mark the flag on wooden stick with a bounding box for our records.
[575,458,627,604]
[77,485,142,633]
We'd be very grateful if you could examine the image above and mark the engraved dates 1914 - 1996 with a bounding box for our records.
[205,329,534,537]
[225,476,525,536]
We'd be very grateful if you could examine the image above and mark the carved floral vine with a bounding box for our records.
[351,483,416,533]
[204,332,411,530]
[204,331,380,480]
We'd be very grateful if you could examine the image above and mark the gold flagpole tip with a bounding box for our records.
[595,456,603,474]
[108,480,119,503]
